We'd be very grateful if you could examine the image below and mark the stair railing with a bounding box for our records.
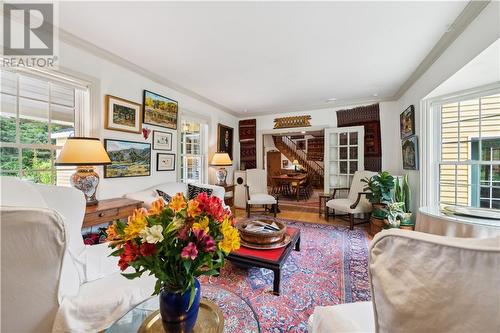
[275,136,324,177]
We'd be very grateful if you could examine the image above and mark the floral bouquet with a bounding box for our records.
[106,192,240,307]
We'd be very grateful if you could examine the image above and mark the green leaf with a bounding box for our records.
[108,248,124,257]
[183,260,191,273]
[153,279,162,295]
[188,280,196,311]
[121,270,143,279]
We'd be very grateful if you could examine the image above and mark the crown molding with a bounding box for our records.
[392,0,490,100]
[57,28,240,117]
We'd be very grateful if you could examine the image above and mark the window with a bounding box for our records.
[0,69,87,185]
[179,119,207,184]
[438,92,500,209]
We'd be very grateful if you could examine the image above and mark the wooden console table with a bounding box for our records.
[221,184,235,207]
[83,198,143,228]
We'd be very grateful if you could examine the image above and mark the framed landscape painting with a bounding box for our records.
[217,124,234,160]
[402,135,419,170]
[104,139,151,178]
[400,105,415,139]
[105,95,142,133]
[157,153,175,171]
[143,90,178,130]
[152,130,172,151]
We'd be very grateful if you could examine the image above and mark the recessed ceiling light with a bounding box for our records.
[373,93,378,97]
[326,97,337,102]
[300,131,306,134]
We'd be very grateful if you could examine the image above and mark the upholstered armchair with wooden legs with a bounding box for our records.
[245,169,279,217]
[325,170,377,229]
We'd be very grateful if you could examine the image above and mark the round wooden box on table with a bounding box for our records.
[235,219,287,245]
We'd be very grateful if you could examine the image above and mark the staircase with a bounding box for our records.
[273,136,324,188]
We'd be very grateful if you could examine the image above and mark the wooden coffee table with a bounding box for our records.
[227,227,301,296]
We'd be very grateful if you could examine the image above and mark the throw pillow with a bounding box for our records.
[156,189,172,203]
[188,184,213,199]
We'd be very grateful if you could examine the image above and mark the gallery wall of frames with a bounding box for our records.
[103,91,178,180]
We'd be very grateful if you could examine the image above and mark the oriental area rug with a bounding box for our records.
[199,217,371,332]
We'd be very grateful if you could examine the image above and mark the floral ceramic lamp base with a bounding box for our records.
[215,168,227,186]
[71,166,100,206]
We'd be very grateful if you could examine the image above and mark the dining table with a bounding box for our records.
[271,173,307,201]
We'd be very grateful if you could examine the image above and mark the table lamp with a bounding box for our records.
[210,152,232,186]
[55,137,111,206]
[292,159,300,172]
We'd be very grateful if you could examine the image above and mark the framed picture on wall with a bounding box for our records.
[402,135,419,170]
[143,90,178,130]
[152,131,172,151]
[104,95,142,133]
[104,139,151,178]
[282,160,289,168]
[217,123,234,160]
[400,105,415,139]
[157,153,176,171]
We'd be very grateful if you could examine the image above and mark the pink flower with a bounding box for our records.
[203,237,216,253]
[181,242,198,260]
[177,226,190,241]
[192,229,216,253]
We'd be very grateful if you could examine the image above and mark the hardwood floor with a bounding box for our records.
[233,207,370,232]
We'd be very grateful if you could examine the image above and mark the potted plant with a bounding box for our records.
[382,202,406,228]
[361,171,395,235]
[106,193,240,333]
[394,174,414,230]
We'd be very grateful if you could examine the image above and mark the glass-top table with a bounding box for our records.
[106,284,260,333]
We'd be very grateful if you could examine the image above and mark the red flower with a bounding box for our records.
[118,258,129,271]
[140,243,157,257]
[118,241,139,271]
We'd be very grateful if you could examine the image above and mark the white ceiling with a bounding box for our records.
[59,1,468,115]
[428,38,500,98]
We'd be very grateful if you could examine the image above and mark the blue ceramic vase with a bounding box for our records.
[159,279,201,333]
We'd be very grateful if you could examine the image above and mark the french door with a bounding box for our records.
[324,126,365,193]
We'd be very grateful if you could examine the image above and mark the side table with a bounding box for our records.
[318,193,331,218]
[221,184,235,208]
[83,198,143,229]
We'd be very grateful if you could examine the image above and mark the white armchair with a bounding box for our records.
[245,169,278,218]
[308,229,500,333]
[0,177,155,333]
[326,170,376,229]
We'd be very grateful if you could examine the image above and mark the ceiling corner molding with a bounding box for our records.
[393,0,490,100]
[244,96,391,117]
[57,28,240,117]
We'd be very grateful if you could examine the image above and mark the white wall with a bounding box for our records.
[244,101,402,174]
[396,1,500,214]
[58,41,239,199]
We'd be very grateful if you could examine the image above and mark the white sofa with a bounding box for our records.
[124,181,229,210]
[0,177,155,333]
[308,229,500,333]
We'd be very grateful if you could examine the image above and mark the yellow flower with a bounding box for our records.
[192,216,210,233]
[219,220,240,254]
[187,199,202,218]
[149,198,165,216]
[169,193,187,212]
[124,208,148,240]
[106,223,119,241]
